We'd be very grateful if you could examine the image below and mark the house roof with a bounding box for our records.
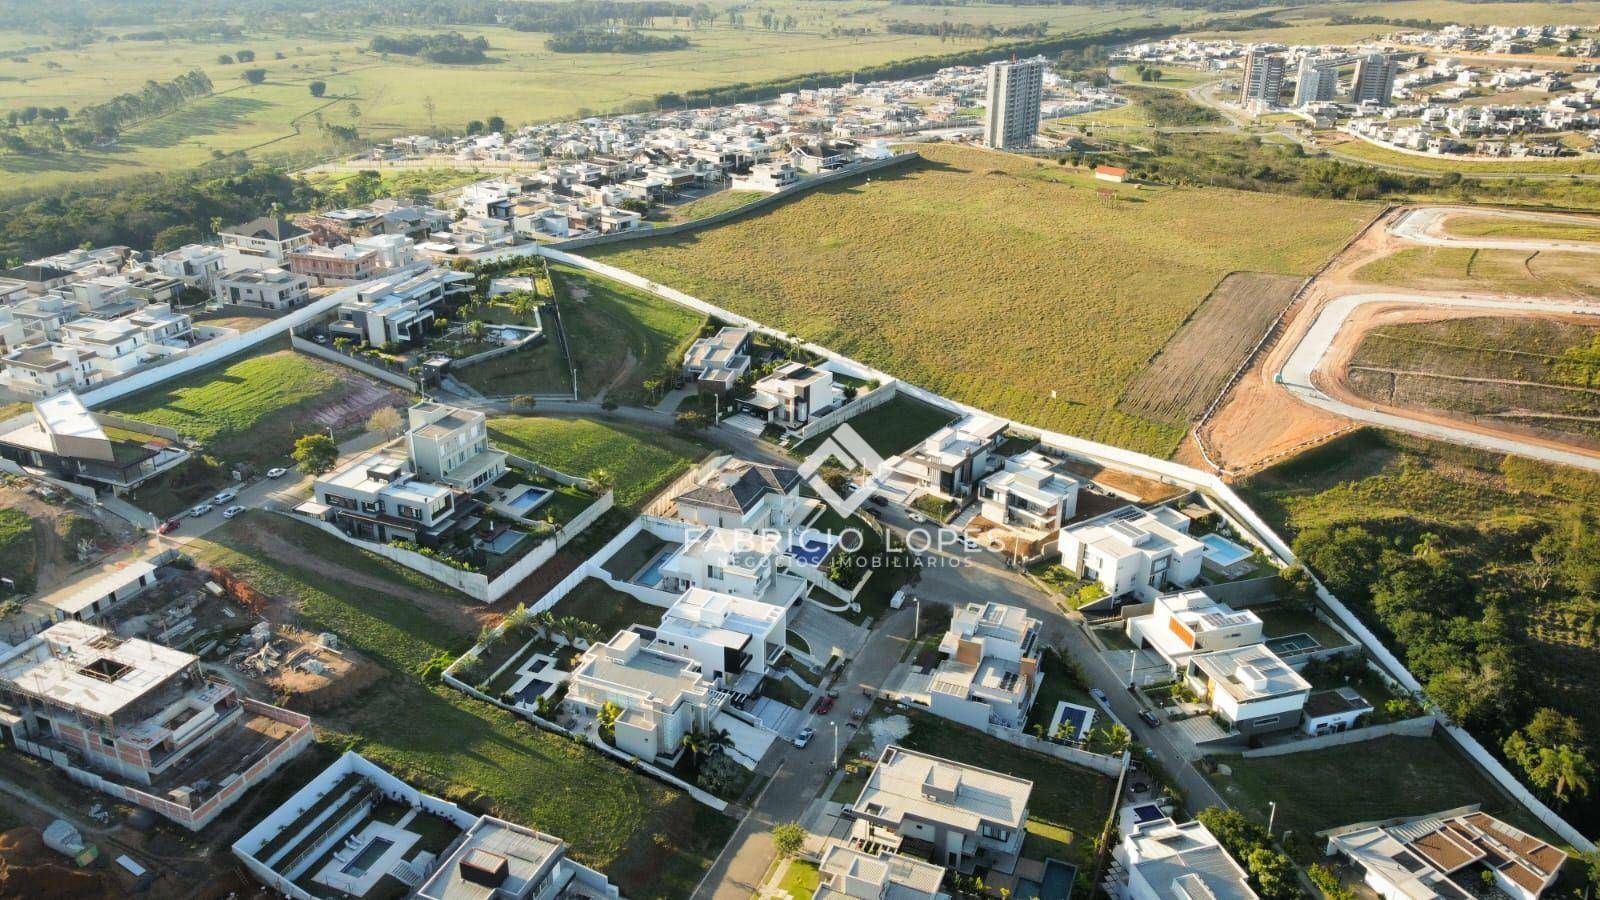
[852,745,1031,833]
[1124,816,1258,900]
[1329,811,1565,900]
[675,459,801,514]
[1303,687,1372,720]
[1,264,73,283]
[221,216,309,242]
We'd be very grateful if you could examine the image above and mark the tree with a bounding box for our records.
[309,80,327,97]
[242,68,268,85]
[235,49,255,62]
[487,115,506,133]
[597,700,622,740]
[771,822,806,858]
[217,54,234,65]
[466,119,485,135]
[292,433,338,475]
[465,319,488,342]
[1530,745,1593,806]
[1245,847,1298,900]
[1308,864,1356,900]
[152,224,202,252]
[366,405,403,437]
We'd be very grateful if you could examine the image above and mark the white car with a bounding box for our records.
[222,505,246,519]
[212,489,238,504]
[906,511,926,523]
[793,727,815,749]
[958,535,980,551]
[265,467,287,479]
[189,503,214,518]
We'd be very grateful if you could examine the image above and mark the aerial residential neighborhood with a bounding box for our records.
[1,1,1600,898]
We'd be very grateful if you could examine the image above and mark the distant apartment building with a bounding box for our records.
[927,602,1041,730]
[983,58,1046,149]
[213,267,312,311]
[1294,55,1342,106]
[1238,49,1287,107]
[1353,53,1399,106]
[847,745,1033,875]
[287,243,383,286]
[1059,505,1204,602]
[218,216,313,271]
[566,630,725,763]
[0,621,312,830]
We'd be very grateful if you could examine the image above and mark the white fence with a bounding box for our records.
[980,723,1125,777]
[290,334,417,391]
[787,379,900,444]
[548,252,1599,852]
[1241,715,1439,759]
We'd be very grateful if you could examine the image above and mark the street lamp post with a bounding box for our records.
[912,595,921,640]
[1267,801,1277,836]
[1128,646,1138,690]
[833,722,840,767]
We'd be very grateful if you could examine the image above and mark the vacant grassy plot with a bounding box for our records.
[487,416,709,510]
[660,190,767,223]
[1347,316,1600,446]
[189,513,733,897]
[549,578,667,638]
[1109,64,1218,90]
[1210,735,1519,842]
[0,510,36,594]
[1444,215,1600,244]
[795,393,956,459]
[104,346,380,466]
[590,143,1373,456]
[1050,101,1153,129]
[1118,272,1302,426]
[556,265,706,404]
[1354,246,1600,298]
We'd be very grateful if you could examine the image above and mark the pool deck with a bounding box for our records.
[310,817,421,897]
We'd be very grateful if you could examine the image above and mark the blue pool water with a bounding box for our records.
[636,549,675,587]
[504,487,553,517]
[785,535,835,566]
[485,530,528,554]
[1199,533,1252,567]
[341,837,393,876]
[1038,859,1076,899]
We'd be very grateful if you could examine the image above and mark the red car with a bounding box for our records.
[815,696,834,715]
[157,518,181,535]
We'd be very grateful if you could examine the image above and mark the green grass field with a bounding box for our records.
[660,190,767,223]
[0,509,36,595]
[190,513,731,898]
[1109,64,1218,91]
[1328,136,1600,176]
[589,143,1374,456]
[487,416,709,510]
[548,578,668,638]
[104,345,378,466]
[794,393,955,458]
[1444,215,1600,244]
[1188,1,1600,44]
[1353,246,1600,297]
[0,4,1192,194]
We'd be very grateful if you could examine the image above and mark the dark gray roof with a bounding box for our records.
[2,265,73,283]
[675,462,801,514]
[221,216,309,241]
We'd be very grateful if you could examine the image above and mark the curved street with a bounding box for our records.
[1390,206,1600,254]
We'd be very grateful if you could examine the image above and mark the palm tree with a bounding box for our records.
[465,319,487,342]
[680,729,705,765]
[555,615,582,646]
[575,621,603,648]
[703,727,733,759]
[532,610,556,639]
[598,700,622,740]
[1535,746,1594,806]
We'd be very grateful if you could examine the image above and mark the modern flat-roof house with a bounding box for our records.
[0,263,75,296]
[287,243,383,286]
[1326,811,1566,900]
[310,447,477,547]
[150,244,227,291]
[973,450,1081,558]
[884,415,1007,502]
[566,630,726,764]
[352,233,419,272]
[926,602,1041,730]
[659,526,811,609]
[1124,591,1264,673]
[653,587,786,694]
[788,140,856,173]
[1301,687,1373,737]
[683,326,753,394]
[328,265,472,347]
[417,815,621,900]
[0,392,188,494]
[1117,813,1258,900]
[1183,643,1310,737]
[0,342,95,398]
[815,844,948,900]
[1059,505,1204,602]
[672,456,807,531]
[214,267,312,310]
[0,621,312,830]
[743,362,834,432]
[219,216,314,271]
[407,401,507,492]
[848,745,1033,875]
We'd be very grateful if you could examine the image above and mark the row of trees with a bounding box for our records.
[0,69,214,154]
[369,32,489,64]
[884,19,1050,40]
[505,1,694,33]
[545,29,689,53]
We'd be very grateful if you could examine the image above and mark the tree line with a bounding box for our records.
[0,69,212,154]
[506,1,694,33]
[884,19,1050,40]
[545,29,689,53]
[369,32,489,64]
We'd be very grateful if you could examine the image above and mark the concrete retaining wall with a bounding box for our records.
[1241,715,1438,758]
[290,334,417,391]
[979,723,1124,777]
[787,379,900,443]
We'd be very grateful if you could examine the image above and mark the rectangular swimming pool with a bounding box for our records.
[504,486,553,517]
[1199,533,1253,568]
[635,548,676,587]
[341,837,393,876]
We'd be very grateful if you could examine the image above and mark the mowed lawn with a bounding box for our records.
[589,143,1375,456]
[189,513,734,898]
[104,345,372,466]
[487,416,710,510]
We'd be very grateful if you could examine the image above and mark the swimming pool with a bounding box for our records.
[785,534,837,566]
[503,486,553,518]
[341,837,393,877]
[635,548,676,587]
[484,530,529,554]
[1199,533,1253,568]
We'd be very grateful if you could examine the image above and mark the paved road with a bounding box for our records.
[695,606,914,900]
[1278,290,1600,472]
[1390,206,1600,255]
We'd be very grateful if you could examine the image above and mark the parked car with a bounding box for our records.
[867,495,888,508]
[958,535,980,551]
[212,489,238,504]
[1089,688,1108,703]
[794,727,815,749]
[189,503,214,518]
[222,505,246,519]
[816,696,834,715]
[312,333,328,345]
[1138,709,1161,728]
[265,467,287,479]
[907,511,926,523]
[157,518,182,535]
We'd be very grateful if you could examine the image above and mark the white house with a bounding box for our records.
[213,267,311,310]
[653,587,786,694]
[1118,813,1257,900]
[884,415,1007,501]
[565,630,725,764]
[683,326,753,393]
[1124,590,1264,672]
[1182,643,1310,737]
[927,602,1042,730]
[743,361,834,431]
[406,400,507,492]
[815,844,947,900]
[327,265,472,347]
[1301,687,1373,737]
[1326,811,1565,900]
[659,527,810,610]
[974,450,1081,559]
[672,457,808,531]
[218,216,313,271]
[150,244,226,291]
[1059,505,1204,602]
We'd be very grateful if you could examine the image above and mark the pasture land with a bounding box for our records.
[0,5,1190,194]
[1109,64,1218,90]
[589,143,1374,457]
[1353,246,1600,297]
[188,513,732,898]
[105,344,404,466]
[1187,1,1600,44]
[1346,316,1600,448]
[1210,735,1531,845]
[1444,215,1600,244]
[486,416,709,510]
[659,190,767,223]
[1117,272,1303,427]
